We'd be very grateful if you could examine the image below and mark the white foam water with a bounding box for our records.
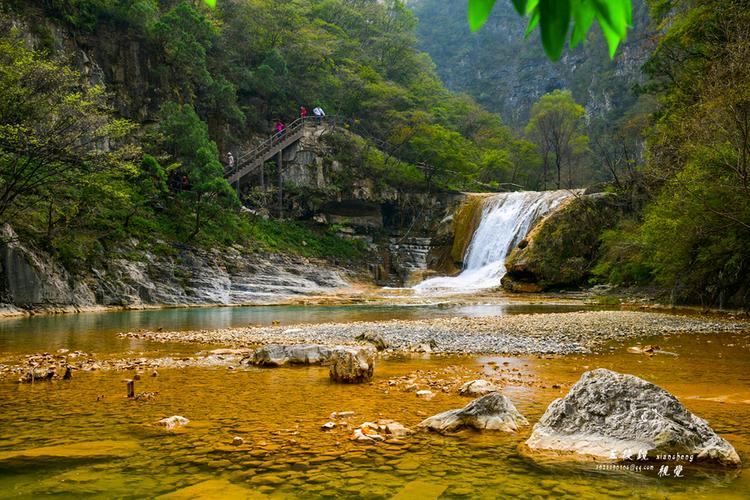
[413,190,576,292]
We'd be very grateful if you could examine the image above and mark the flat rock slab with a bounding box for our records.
[0,440,140,468]
[157,479,263,499]
[420,393,528,433]
[525,368,741,465]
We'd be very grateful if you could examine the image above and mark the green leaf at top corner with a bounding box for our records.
[468,0,498,31]
[571,0,595,47]
[511,0,528,16]
[525,8,540,38]
[539,0,571,61]
[203,0,216,7]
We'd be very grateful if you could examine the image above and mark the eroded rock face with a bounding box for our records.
[328,347,374,383]
[419,393,528,433]
[459,379,498,397]
[525,369,741,465]
[244,344,333,367]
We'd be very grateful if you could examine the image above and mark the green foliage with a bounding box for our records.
[156,102,238,239]
[246,218,366,261]
[0,31,138,222]
[592,0,750,307]
[525,90,590,189]
[468,0,633,59]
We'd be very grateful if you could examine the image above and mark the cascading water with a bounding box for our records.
[413,190,576,292]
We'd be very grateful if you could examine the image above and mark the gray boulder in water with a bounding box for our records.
[328,347,375,383]
[244,344,333,367]
[525,368,741,465]
[419,393,529,433]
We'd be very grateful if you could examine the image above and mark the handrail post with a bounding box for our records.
[277,150,283,219]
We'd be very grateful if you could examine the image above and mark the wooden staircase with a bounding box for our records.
[226,116,320,186]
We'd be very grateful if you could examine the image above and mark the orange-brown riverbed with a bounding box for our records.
[0,305,748,498]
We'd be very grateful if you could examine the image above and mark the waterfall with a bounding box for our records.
[414,190,576,292]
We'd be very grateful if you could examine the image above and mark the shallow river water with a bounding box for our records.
[0,304,748,499]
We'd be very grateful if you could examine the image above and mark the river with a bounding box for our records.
[0,301,748,499]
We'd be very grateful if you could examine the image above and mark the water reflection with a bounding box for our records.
[0,303,596,354]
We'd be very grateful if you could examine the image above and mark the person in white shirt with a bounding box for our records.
[312,105,325,124]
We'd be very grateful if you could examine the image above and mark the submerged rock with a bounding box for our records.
[18,367,56,383]
[244,344,333,367]
[419,393,528,433]
[459,379,498,396]
[328,347,374,383]
[156,479,253,499]
[416,390,435,400]
[525,369,741,465]
[0,440,140,468]
[158,415,189,431]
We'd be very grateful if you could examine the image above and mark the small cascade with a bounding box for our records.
[413,190,575,292]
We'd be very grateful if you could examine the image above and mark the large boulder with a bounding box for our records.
[328,347,374,383]
[419,393,528,433]
[525,369,741,465]
[243,344,333,367]
[502,193,621,291]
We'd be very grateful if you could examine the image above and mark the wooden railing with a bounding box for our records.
[226,116,328,186]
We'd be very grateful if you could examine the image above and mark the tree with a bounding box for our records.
[0,33,136,222]
[636,0,750,305]
[156,102,238,239]
[525,90,589,189]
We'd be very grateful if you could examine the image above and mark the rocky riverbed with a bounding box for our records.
[119,311,749,355]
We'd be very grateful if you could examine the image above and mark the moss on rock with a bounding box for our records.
[503,194,622,291]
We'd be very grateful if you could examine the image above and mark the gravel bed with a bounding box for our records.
[120,311,749,355]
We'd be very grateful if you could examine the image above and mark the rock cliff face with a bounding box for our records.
[0,224,352,316]
[412,0,653,127]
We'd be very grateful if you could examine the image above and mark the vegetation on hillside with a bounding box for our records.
[594,0,750,307]
[1,0,545,269]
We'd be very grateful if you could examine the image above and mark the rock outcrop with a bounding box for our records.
[1,223,351,316]
[244,344,333,367]
[525,369,741,465]
[0,225,95,311]
[502,194,622,291]
[328,347,375,383]
[419,393,528,433]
